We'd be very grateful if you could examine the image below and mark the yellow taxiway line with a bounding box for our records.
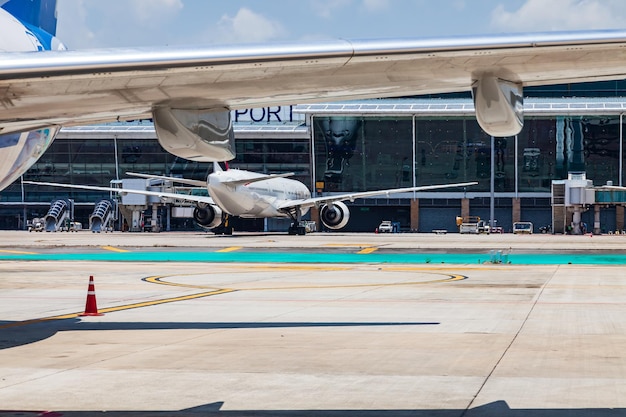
[3,264,478,330]
[356,247,378,254]
[0,288,235,330]
[0,249,38,254]
[145,271,467,292]
[216,246,243,253]
[101,246,130,253]
[323,243,374,247]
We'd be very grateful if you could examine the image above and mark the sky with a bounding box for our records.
[55,0,626,49]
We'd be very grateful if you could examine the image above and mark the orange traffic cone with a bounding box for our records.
[80,275,104,316]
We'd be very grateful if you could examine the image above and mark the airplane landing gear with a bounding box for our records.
[212,214,233,235]
[285,206,308,235]
[213,225,233,235]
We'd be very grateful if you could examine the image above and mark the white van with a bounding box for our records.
[513,222,533,234]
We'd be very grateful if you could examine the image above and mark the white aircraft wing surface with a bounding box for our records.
[278,181,478,211]
[126,172,207,188]
[4,30,626,134]
[597,185,626,190]
[22,180,215,205]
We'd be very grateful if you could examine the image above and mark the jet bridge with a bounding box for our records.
[43,199,74,232]
[89,198,116,233]
[115,178,168,232]
[551,172,626,234]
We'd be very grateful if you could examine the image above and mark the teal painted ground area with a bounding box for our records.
[0,251,625,265]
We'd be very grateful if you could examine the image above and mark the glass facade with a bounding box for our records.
[233,138,310,185]
[314,114,626,195]
[2,94,626,233]
[0,131,310,230]
[314,117,413,191]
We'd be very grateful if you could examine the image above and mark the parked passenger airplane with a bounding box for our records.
[5,1,626,193]
[24,164,477,234]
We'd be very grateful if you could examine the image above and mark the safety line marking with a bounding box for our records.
[143,275,224,289]
[145,272,467,291]
[0,249,38,254]
[323,243,374,247]
[2,267,470,330]
[357,247,378,254]
[101,246,130,253]
[216,246,243,253]
[0,288,236,330]
[246,274,466,291]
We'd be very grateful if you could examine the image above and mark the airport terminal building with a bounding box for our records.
[3,82,626,233]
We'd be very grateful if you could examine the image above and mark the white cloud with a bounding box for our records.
[130,0,183,23]
[217,7,286,43]
[361,0,390,12]
[310,0,353,19]
[452,0,466,12]
[491,0,626,32]
[55,0,188,48]
[55,0,94,49]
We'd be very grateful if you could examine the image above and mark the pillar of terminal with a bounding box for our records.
[617,205,625,233]
[461,198,470,219]
[512,198,521,224]
[151,203,159,232]
[410,199,419,232]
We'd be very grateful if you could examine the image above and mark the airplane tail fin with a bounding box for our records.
[2,0,64,50]
[2,0,58,35]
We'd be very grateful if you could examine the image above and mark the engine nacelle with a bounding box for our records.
[193,204,223,229]
[319,201,350,230]
[472,75,523,137]
[153,107,236,162]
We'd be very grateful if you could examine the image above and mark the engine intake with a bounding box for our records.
[319,201,350,230]
[193,204,223,229]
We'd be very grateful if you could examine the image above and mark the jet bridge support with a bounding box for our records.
[43,199,73,232]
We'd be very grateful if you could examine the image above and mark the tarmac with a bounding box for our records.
[1,230,626,416]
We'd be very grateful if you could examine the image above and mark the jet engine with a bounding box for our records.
[319,201,350,230]
[472,75,523,137]
[153,107,235,162]
[193,203,223,229]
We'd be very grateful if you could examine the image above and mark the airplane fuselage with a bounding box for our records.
[0,6,66,190]
[207,169,311,218]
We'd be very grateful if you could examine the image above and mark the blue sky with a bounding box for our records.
[55,0,626,49]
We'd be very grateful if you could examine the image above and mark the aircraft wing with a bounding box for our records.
[22,180,215,205]
[278,181,478,211]
[221,172,295,187]
[126,172,207,187]
[597,185,626,190]
[4,30,626,135]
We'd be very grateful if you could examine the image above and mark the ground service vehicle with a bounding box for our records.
[378,221,393,233]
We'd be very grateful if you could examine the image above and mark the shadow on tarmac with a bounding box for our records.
[3,400,626,416]
[3,321,625,416]
[0,319,439,350]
